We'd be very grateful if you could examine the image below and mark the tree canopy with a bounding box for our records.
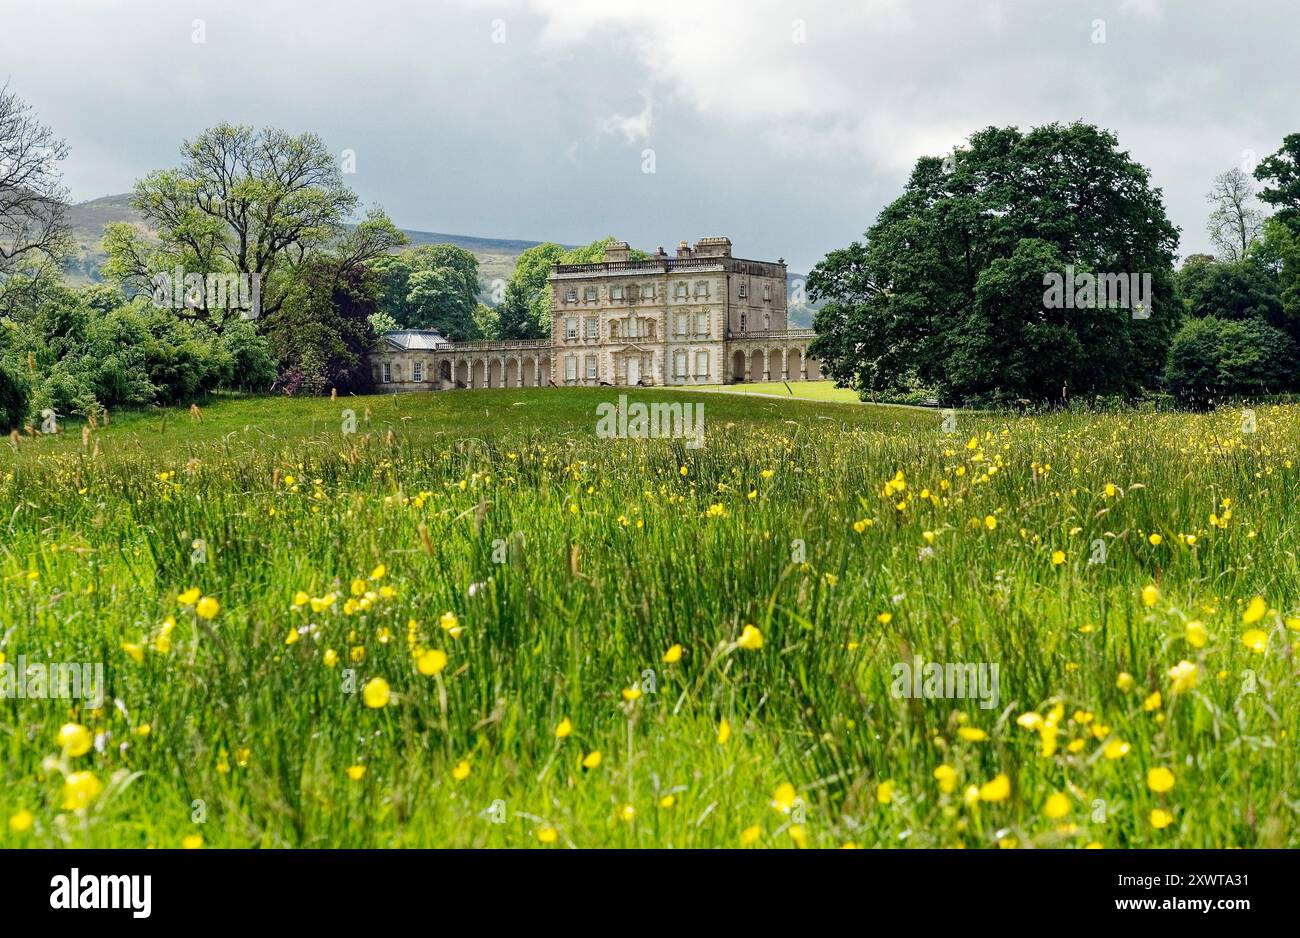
[808,122,1180,405]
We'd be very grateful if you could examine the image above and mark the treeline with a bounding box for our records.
[808,123,1300,409]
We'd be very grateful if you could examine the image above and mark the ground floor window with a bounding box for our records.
[382,361,391,383]
[674,350,687,377]
[585,355,597,380]
[695,350,709,377]
[413,361,423,382]
[565,355,577,381]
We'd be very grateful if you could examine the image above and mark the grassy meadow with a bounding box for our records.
[1,387,1297,848]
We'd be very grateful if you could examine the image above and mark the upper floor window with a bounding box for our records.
[695,311,708,336]
[584,286,597,302]
[739,313,747,332]
[738,281,747,298]
[764,313,771,331]
[610,321,620,339]
[763,283,772,302]
[643,284,656,302]
[611,285,624,300]
[694,280,709,297]
[565,288,577,303]
[584,317,598,339]
[675,313,687,336]
[565,317,578,340]
[674,282,688,299]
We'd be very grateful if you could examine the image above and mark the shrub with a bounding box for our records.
[0,364,28,432]
[1165,316,1298,408]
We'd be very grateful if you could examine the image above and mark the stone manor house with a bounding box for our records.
[368,237,821,391]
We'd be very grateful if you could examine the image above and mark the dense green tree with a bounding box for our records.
[103,123,402,325]
[264,259,377,395]
[1181,260,1285,327]
[0,363,27,433]
[808,122,1180,405]
[1254,133,1300,234]
[369,244,482,338]
[1165,316,1298,408]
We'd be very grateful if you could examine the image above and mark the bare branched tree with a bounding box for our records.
[0,83,72,310]
[1206,167,1266,262]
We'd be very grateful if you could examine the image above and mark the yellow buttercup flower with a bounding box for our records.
[362,677,391,708]
[177,587,201,605]
[716,719,731,745]
[1103,739,1130,760]
[1241,629,1268,653]
[876,780,895,804]
[736,625,763,650]
[662,643,682,664]
[788,824,808,848]
[57,723,92,757]
[1116,672,1135,692]
[452,760,471,781]
[1141,585,1159,607]
[1142,690,1162,712]
[537,827,558,844]
[347,764,367,781]
[1167,660,1199,694]
[121,642,144,663]
[1150,808,1174,829]
[933,764,957,793]
[195,595,220,619]
[182,834,204,849]
[555,717,572,739]
[622,686,642,702]
[1044,792,1070,819]
[1051,550,1065,566]
[1242,596,1267,624]
[61,772,103,810]
[323,648,339,668]
[739,825,762,846]
[978,773,1010,802]
[8,809,34,833]
[1185,620,1207,648]
[581,750,602,769]
[416,649,447,676]
[1147,767,1175,793]
[957,727,987,742]
[771,782,798,813]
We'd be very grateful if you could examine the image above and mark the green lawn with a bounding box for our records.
[695,380,863,403]
[1,387,1296,848]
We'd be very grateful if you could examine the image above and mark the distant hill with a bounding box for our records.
[61,194,816,326]
[63,193,557,290]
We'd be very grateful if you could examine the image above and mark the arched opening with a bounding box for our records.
[539,356,550,385]
[522,357,536,386]
[787,347,803,381]
[750,349,765,383]
[489,358,504,388]
[505,357,519,388]
[731,350,746,383]
[455,360,469,387]
[438,360,452,386]
[807,355,823,380]
[472,359,486,388]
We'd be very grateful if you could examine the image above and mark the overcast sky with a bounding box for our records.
[2,0,1296,272]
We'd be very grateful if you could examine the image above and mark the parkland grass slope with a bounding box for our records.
[1,389,1297,847]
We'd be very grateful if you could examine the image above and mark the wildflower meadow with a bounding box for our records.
[2,387,1295,848]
